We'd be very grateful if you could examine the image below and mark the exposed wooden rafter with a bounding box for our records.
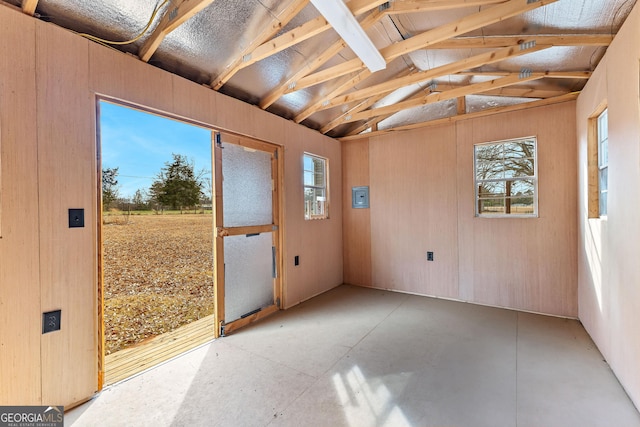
[235,0,387,72]
[211,0,311,90]
[139,0,216,62]
[338,92,579,141]
[425,34,613,49]
[259,0,518,110]
[319,68,417,133]
[258,8,384,109]
[306,42,550,117]
[289,0,558,93]
[22,0,38,15]
[341,73,548,124]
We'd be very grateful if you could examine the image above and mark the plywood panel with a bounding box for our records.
[171,75,217,127]
[369,125,459,298]
[342,139,372,286]
[36,21,97,406]
[0,5,41,405]
[577,0,640,409]
[88,43,173,114]
[457,102,577,316]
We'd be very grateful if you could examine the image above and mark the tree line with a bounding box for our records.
[102,153,212,213]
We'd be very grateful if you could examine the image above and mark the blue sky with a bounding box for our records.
[99,101,212,199]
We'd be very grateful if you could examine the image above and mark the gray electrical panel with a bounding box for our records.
[352,186,369,209]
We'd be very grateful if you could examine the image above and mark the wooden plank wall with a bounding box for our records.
[36,18,97,407]
[343,101,578,318]
[342,140,371,286]
[0,7,41,404]
[0,3,342,407]
[576,0,640,409]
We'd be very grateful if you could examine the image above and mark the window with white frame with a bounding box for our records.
[474,137,537,217]
[303,153,328,220]
[597,109,608,216]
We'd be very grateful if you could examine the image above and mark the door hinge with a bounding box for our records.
[215,132,223,148]
[274,149,278,159]
[276,297,281,308]
[220,321,226,337]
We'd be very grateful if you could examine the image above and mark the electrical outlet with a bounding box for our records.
[68,208,84,228]
[43,310,61,334]
[427,251,434,261]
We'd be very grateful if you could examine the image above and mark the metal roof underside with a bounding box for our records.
[10,0,636,139]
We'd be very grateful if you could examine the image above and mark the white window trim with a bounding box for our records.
[303,153,329,220]
[473,136,539,218]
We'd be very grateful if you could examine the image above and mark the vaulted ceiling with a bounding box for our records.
[10,0,636,139]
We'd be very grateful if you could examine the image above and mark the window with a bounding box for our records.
[597,109,608,216]
[303,153,328,219]
[588,105,608,218]
[474,137,537,217]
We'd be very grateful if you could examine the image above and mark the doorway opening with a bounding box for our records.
[98,100,215,385]
[97,101,283,386]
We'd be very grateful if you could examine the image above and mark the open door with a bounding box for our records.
[213,131,282,337]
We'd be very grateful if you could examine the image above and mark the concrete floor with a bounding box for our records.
[67,285,640,427]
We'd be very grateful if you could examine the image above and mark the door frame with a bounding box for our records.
[212,131,284,337]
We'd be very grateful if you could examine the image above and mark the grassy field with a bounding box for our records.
[103,214,214,354]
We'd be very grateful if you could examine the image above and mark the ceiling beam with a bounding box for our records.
[425,34,613,49]
[139,0,216,62]
[342,88,432,135]
[338,92,579,141]
[237,0,387,72]
[319,68,417,133]
[258,9,384,109]
[435,83,570,98]
[342,73,546,123]
[291,0,558,91]
[456,71,592,78]
[313,42,550,114]
[384,0,508,14]
[259,0,514,109]
[22,0,38,15]
[211,0,311,90]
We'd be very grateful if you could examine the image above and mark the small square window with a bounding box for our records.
[474,137,537,217]
[303,153,329,220]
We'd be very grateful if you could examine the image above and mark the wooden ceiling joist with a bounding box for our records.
[319,68,417,133]
[236,0,387,72]
[309,42,550,115]
[342,73,547,124]
[290,0,558,92]
[427,34,613,49]
[139,0,216,62]
[259,0,524,110]
[258,8,385,109]
[338,92,579,141]
[384,0,508,14]
[211,0,311,90]
[22,0,38,15]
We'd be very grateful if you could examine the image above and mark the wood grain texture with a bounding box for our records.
[0,5,41,405]
[36,21,98,406]
[343,102,577,317]
[369,124,460,298]
[576,0,640,409]
[456,102,577,317]
[341,139,372,287]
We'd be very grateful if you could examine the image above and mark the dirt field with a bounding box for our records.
[103,213,214,354]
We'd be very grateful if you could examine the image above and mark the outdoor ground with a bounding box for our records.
[103,213,214,354]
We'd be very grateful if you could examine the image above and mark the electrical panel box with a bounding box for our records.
[352,186,370,209]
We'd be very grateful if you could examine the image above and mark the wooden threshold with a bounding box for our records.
[104,314,216,385]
